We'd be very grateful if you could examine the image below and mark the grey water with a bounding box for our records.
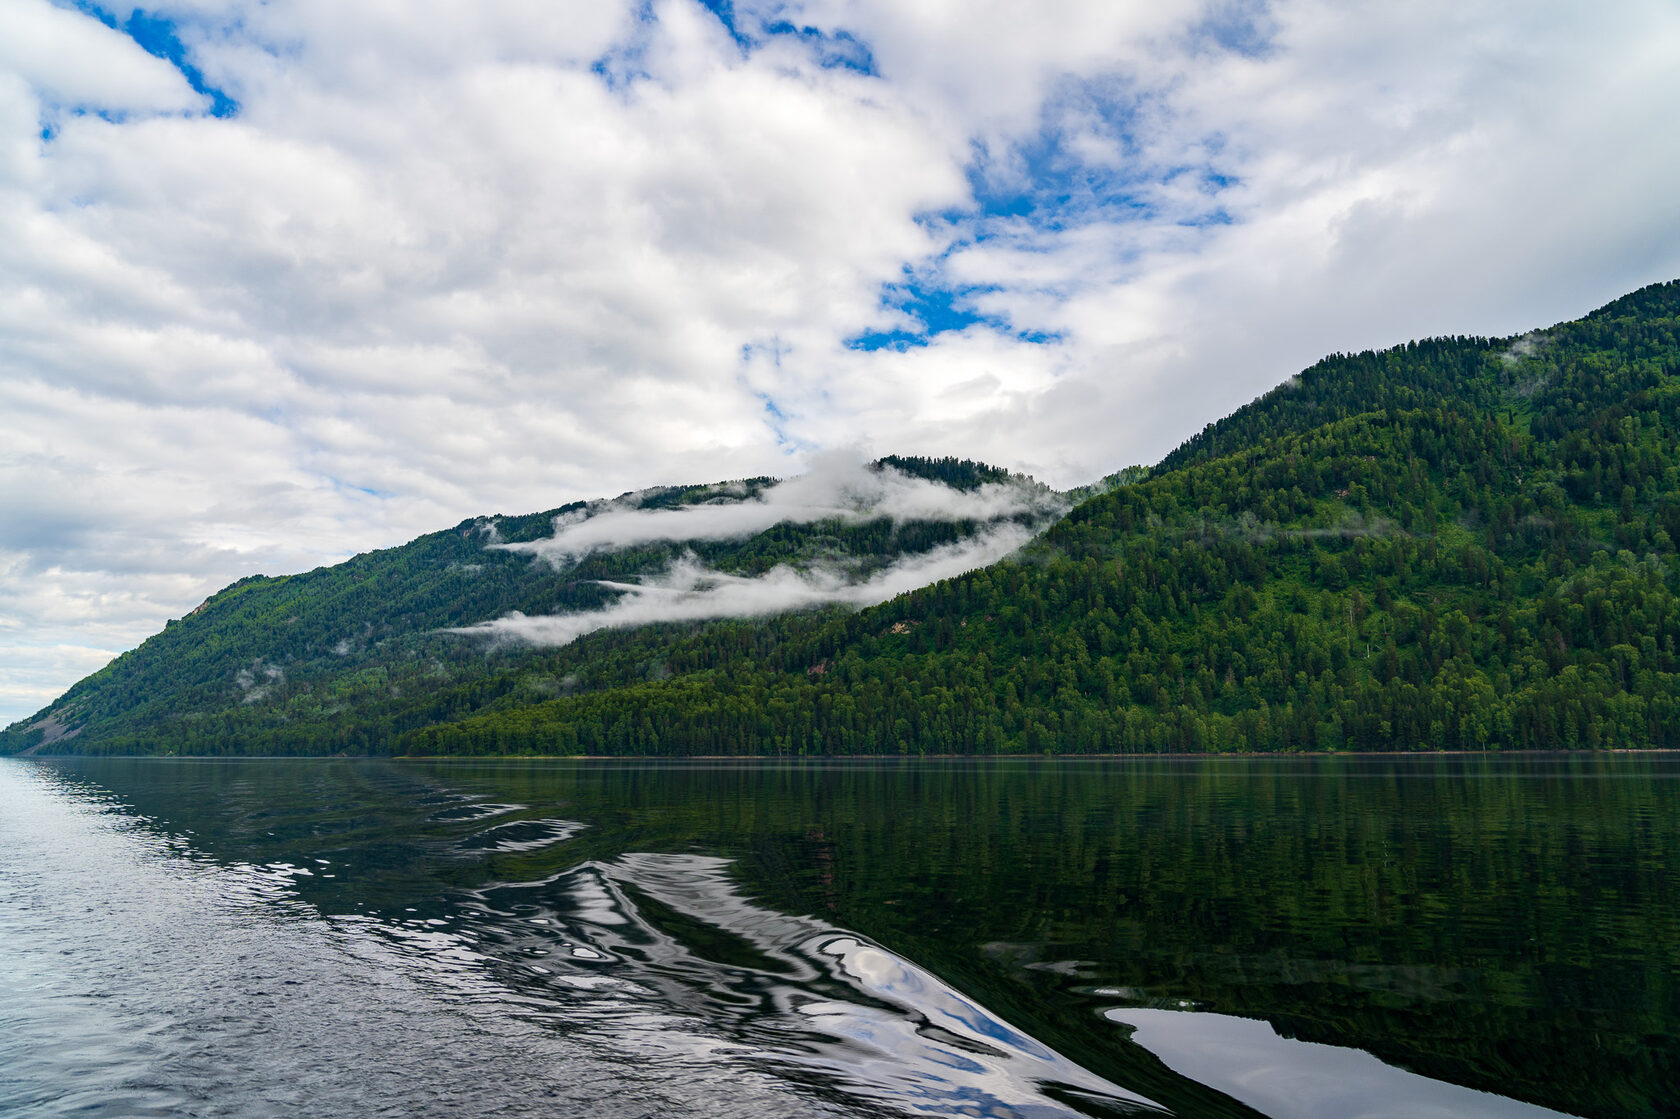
[1,754,1675,1118]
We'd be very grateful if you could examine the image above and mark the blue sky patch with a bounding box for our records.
[593,1,878,89]
[591,1,676,90]
[847,281,988,351]
[71,3,239,116]
[1190,0,1280,59]
[968,74,1242,237]
[755,391,811,451]
[694,0,751,49]
[327,477,392,500]
[965,79,1170,230]
[848,71,1240,353]
[844,279,1046,351]
[761,22,877,75]
[739,342,812,450]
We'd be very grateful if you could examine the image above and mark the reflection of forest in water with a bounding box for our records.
[51,754,1680,1118]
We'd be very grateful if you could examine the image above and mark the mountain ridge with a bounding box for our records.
[9,279,1680,756]
[3,454,1065,754]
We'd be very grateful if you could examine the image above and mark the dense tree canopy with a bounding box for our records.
[8,282,1680,756]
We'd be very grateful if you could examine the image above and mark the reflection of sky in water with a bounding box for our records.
[814,935,1162,1116]
[4,760,1160,1118]
[471,851,1166,1117]
[1106,1009,1575,1119]
[455,816,588,853]
[0,762,837,1118]
[425,799,522,823]
[8,755,1652,1119]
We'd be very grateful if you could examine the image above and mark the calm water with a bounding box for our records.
[1,755,1675,1118]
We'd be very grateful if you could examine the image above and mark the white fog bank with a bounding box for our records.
[453,521,1038,649]
[495,453,1063,567]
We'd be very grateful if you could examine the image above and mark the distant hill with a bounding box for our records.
[8,280,1680,756]
[2,455,1063,755]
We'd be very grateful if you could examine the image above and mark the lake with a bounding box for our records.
[1,754,1675,1117]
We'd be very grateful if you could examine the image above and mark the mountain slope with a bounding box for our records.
[2,456,1061,755]
[406,280,1680,756]
[8,280,1680,756]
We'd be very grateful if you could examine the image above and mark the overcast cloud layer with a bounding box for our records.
[3,0,1679,723]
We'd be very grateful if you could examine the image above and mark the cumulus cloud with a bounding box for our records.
[3,0,1680,721]
[499,452,1063,565]
[0,0,204,113]
[455,521,1037,648]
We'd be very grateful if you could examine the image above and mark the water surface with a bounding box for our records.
[2,754,1674,1117]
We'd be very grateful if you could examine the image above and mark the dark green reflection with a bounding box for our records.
[46,754,1680,1118]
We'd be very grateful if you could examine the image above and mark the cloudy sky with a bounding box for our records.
[3,0,1679,724]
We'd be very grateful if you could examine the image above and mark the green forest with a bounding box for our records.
[8,280,1680,756]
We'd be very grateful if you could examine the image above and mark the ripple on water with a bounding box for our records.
[463,852,1168,1118]
[455,817,588,854]
[0,763,857,1119]
[425,800,522,824]
[7,756,1628,1119]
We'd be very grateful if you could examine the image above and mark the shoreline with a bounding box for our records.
[16,747,1680,762]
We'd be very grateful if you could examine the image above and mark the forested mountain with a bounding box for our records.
[8,280,1680,756]
[2,456,1062,754]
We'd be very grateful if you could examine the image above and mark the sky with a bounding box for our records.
[2,0,1679,724]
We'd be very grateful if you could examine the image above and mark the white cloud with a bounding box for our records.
[0,639,118,716]
[2,0,1679,722]
[456,521,1038,648]
[499,452,1062,565]
[767,0,1206,137]
[0,0,204,113]
[755,0,1680,483]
